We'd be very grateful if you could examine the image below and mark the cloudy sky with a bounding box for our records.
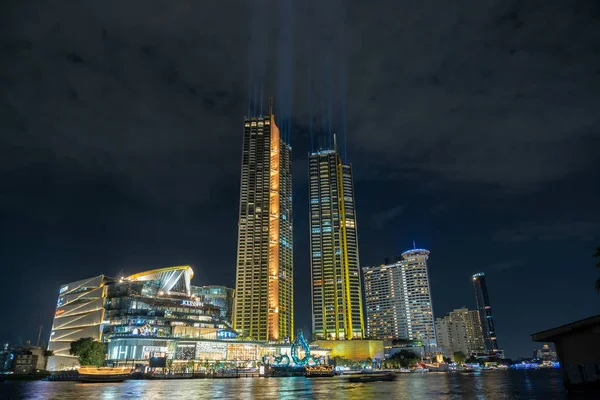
[1,0,599,358]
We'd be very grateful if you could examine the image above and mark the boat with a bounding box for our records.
[305,365,335,378]
[143,373,193,380]
[77,366,132,383]
[212,371,239,379]
[347,373,396,383]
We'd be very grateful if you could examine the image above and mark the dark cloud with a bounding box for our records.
[483,260,526,273]
[370,205,404,230]
[1,0,599,359]
[493,221,600,243]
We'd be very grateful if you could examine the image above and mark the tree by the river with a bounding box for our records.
[69,337,105,366]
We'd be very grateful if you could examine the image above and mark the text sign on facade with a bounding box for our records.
[181,300,203,307]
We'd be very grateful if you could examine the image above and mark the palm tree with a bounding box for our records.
[595,245,600,292]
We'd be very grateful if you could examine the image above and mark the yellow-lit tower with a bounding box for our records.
[309,136,365,340]
[233,99,293,341]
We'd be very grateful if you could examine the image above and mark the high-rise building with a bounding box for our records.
[400,249,437,346]
[362,263,406,340]
[362,248,437,346]
[473,272,498,351]
[450,308,485,353]
[309,140,364,340]
[435,316,468,358]
[435,308,485,358]
[233,102,293,341]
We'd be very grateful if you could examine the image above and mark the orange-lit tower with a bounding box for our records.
[233,99,293,341]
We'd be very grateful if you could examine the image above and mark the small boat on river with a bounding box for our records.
[347,373,396,383]
[305,365,335,378]
[78,366,132,383]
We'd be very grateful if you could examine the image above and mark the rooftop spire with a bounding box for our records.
[269,96,274,116]
[333,133,338,153]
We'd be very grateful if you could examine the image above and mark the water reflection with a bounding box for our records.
[4,370,566,400]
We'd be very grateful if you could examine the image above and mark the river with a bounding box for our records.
[0,369,570,399]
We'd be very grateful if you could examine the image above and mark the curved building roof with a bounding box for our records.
[401,249,430,259]
[127,265,194,296]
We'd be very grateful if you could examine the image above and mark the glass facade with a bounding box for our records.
[234,110,294,341]
[309,149,364,340]
[191,285,235,324]
[102,280,231,340]
[473,272,498,351]
[48,266,237,370]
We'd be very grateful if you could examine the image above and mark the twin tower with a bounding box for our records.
[233,104,364,342]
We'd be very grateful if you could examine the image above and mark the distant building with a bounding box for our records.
[436,317,468,358]
[436,308,485,359]
[0,343,12,372]
[0,343,48,374]
[309,140,364,340]
[473,273,498,351]
[449,308,485,354]
[362,262,406,340]
[233,104,294,342]
[533,344,557,362]
[363,248,436,346]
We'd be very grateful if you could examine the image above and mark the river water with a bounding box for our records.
[0,369,570,399]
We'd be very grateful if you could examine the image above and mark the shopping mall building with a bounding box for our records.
[46,266,256,371]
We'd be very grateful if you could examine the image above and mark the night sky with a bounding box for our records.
[1,1,599,359]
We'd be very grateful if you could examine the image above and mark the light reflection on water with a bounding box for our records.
[0,370,566,400]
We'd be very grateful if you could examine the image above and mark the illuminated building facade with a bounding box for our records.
[473,272,498,351]
[234,101,293,341]
[309,143,364,340]
[435,308,484,358]
[363,249,437,346]
[191,286,235,324]
[435,317,468,358]
[48,275,107,369]
[47,266,236,370]
[312,339,383,362]
[399,249,436,346]
[362,263,406,340]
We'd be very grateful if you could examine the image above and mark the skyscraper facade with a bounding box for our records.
[309,144,364,340]
[400,249,437,346]
[435,308,485,357]
[435,316,468,358]
[362,248,437,346]
[234,105,293,341]
[473,272,498,351]
[362,263,406,340]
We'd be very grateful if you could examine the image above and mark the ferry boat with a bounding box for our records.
[305,365,335,378]
[78,366,132,383]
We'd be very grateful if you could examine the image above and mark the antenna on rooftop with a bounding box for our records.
[36,325,43,347]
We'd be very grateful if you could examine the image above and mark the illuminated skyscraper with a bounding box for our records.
[436,308,485,357]
[309,139,364,340]
[362,248,437,346]
[233,100,293,341]
[473,272,498,351]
